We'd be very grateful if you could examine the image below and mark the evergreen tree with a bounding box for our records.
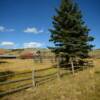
[49,0,94,64]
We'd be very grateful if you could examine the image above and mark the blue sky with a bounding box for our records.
[0,0,100,49]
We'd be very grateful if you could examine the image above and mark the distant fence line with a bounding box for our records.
[0,54,56,59]
[0,55,57,64]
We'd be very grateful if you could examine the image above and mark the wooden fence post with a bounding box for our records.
[70,57,75,75]
[32,69,36,87]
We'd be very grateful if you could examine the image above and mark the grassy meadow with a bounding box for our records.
[0,49,100,100]
[0,59,55,72]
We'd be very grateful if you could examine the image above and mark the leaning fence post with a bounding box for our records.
[32,69,36,87]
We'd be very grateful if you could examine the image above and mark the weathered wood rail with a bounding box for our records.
[0,77,32,85]
[0,71,32,78]
[0,67,58,97]
[0,83,32,97]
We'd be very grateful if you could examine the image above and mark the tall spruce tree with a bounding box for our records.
[49,0,94,65]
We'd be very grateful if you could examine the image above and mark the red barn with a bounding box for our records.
[19,51,38,59]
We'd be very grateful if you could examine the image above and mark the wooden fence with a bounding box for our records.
[0,67,59,97]
[0,58,94,97]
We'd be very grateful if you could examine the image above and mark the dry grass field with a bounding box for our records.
[0,59,55,72]
[0,58,100,100]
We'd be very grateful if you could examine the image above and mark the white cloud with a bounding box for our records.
[23,42,43,48]
[0,26,15,32]
[0,41,15,46]
[24,27,43,34]
[0,26,5,32]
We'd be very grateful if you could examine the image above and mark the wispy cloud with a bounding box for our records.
[23,42,43,48]
[0,26,15,32]
[0,26,5,32]
[23,27,43,34]
[0,41,15,46]
[6,29,15,32]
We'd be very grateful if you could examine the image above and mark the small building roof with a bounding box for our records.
[0,55,17,58]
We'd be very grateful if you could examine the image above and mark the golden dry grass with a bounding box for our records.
[0,58,100,100]
[0,58,57,94]
[0,59,55,72]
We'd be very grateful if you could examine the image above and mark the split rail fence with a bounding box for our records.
[0,57,94,97]
[0,66,60,97]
